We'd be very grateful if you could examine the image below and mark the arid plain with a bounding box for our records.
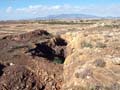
[0,19,120,90]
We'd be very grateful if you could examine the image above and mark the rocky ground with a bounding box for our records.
[0,30,67,90]
[61,25,120,90]
[0,19,120,90]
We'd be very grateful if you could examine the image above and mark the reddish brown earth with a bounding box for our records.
[0,30,67,90]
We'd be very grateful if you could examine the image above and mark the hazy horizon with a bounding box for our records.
[0,0,120,20]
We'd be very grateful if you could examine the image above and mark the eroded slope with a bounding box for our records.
[0,30,67,90]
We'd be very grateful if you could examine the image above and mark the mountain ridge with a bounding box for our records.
[35,14,101,20]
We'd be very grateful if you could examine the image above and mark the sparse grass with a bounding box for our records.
[104,24,119,28]
[38,21,78,25]
[96,42,106,48]
[81,41,93,48]
[81,41,107,49]
[12,45,29,50]
[8,45,30,52]
[53,57,64,64]
[37,20,95,25]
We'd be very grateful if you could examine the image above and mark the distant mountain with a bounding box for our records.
[103,16,120,19]
[35,14,100,20]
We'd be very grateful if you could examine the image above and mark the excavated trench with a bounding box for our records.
[0,30,68,90]
[28,36,67,64]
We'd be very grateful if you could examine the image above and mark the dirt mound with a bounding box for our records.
[0,65,43,90]
[0,30,67,90]
[2,29,51,42]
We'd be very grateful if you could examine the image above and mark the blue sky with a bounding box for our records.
[0,0,120,20]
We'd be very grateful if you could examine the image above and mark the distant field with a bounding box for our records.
[0,19,120,90]
[0,19,120,38]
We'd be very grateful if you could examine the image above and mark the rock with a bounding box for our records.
[93,59,106,67]
[9,62,15,66]
[112,57,120,65]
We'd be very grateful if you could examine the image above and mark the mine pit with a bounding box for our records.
[0,19,119,90]
[28,36,67,64]
[0,64,5,76]
[0,30,67,90]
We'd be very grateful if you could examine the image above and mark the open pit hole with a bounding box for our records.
[54,37,67,46]
[0,63,5,76]
[27,37,67,64]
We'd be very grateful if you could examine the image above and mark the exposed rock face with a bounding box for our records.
[62,31,120,90]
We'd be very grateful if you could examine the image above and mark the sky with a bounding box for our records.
[0,0,120,20]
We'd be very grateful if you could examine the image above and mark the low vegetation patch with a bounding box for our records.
[81,41,93,48]
[96,42,107,48]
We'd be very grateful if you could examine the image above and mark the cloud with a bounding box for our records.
[14,5,95,17]
[15,5,73,14]
[6,6,13,13]
[5,4,120,17]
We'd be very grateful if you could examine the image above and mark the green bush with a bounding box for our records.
[53,57,64,64]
